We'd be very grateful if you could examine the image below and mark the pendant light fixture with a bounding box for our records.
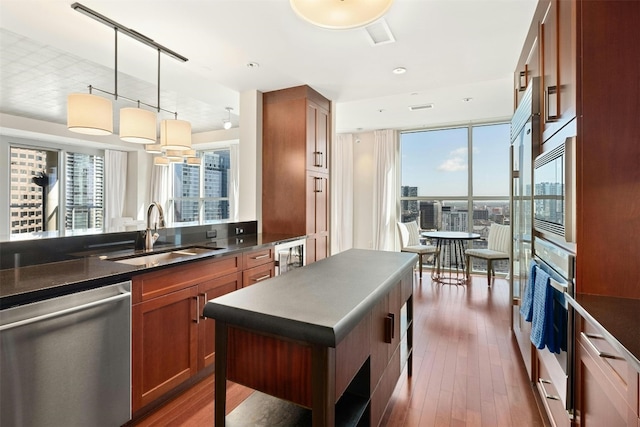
[160,117,192,151]
[145,143,163,154]
[67,91,113,135]
[223,107,233,130]
[120,106,156,144]
[153,156,170,166]
[290,0,395,30]
[68,3,189,146]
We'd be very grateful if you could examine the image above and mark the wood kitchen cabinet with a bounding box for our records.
[263,85,331,264]
[242,247,275,287]
[131,254,241,412]
[370,271,413,426]
[575,312,639,426]
[515,0,640,296]
[198,272,242,370]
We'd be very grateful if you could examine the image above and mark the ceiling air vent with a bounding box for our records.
[409,104,434,111]
[365,19,395,46]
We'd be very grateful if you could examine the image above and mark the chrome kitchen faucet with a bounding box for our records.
[145,202,165,251]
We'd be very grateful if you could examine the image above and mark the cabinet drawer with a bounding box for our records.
[578,318,638,414]
[132,255,241,303]
[242,247,274,270]
[536,352,571,427]
[242,262,275,288]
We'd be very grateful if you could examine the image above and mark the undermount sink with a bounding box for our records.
[110,246,223,267]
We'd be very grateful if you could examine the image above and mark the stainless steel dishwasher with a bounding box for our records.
[1,281,131,427]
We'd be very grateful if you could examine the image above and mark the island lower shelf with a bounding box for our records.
[204,249,417,426]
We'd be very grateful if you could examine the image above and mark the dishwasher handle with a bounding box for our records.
[0,291,131,332]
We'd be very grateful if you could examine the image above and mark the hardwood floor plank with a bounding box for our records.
[131,274,544,426]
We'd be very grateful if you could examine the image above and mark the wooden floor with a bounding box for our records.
[134,273,545,426]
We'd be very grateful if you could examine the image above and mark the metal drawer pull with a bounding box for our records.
[581,332,622,360]
[539,379,561,401]
[200,293,208,319]
[194,296,200,324]
[0,292,130,331]
[253,274,271,283]
[251,254,270,260]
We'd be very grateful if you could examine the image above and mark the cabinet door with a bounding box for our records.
[306,101,329,173]
[132,286,199,411]
[306,172,329,263]
[541,0,559,125]
[198,272,241,370]
[370,283,401,389]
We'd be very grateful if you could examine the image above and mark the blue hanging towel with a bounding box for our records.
[547,287,567,354]
[530,265,552,349]
[520,259,537,321]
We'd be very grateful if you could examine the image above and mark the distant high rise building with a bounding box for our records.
[400,186,419,222]
[419,201,441,230]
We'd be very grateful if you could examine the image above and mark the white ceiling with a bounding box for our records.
[0,0,537,138]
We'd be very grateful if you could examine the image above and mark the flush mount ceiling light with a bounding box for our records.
[223,107,233,130]
[290,0,395,30]
[392,67,406,75]
[67,3,189,146]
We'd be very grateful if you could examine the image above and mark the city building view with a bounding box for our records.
[171,150,230,223]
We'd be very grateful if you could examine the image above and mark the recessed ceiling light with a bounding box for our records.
[392,67,406,75]
[462,97,473,102]
[246,62,260,69]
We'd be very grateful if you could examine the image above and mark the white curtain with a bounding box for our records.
[332,133,354,254]
[104,150,127,230]
[229,144,240,221]
[149,161,169,225]
[372,129,398,251]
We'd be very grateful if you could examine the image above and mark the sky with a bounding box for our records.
[400,123,510,198]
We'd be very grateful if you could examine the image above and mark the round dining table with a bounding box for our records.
[421,231,481,285]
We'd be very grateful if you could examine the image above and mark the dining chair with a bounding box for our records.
[464,223,510,286]
[397,221,438,279]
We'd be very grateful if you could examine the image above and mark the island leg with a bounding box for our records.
[311,344,336,426]
[214,321,228,426]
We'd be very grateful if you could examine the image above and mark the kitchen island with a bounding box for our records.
[203,249,417,426]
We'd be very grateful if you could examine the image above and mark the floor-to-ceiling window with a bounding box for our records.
[400,122,510,275]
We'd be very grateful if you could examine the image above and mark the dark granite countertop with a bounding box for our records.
[567,293,640,373]
[203,249,417,348]
[1,233,305,309]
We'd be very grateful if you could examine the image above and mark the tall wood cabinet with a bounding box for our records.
[262,85,331,264]
[514,0,640,425]
[515,0,640,297]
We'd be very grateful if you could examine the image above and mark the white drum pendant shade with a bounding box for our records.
[160,119,191,151]
[120,108,157,144]
[67,93,113,135]
[164,149,184,161]
[145,143,163,154]
[153,156,170,166]
[186,157,201,165]
[290,0,394,29]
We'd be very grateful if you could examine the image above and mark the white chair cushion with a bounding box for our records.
[465,248,509,260]
[404,221,421,246]
[403,244,437,255]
